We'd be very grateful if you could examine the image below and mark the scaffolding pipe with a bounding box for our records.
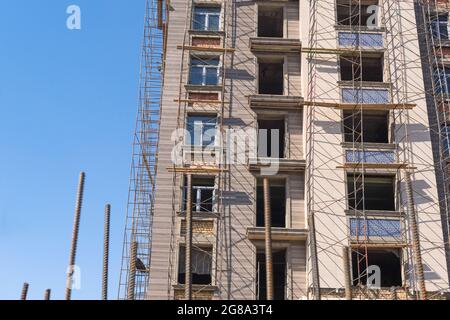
[102,204,111,300]
[185,174,193,300]
[20,282,29,300]
[342,246,352,300]
[404,171,427,300]
[127,241,138,300]
[44,289,51,301]
[263,178,274,300]
[65,171,86,300]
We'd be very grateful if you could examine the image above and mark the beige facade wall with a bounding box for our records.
[148,0,306,300]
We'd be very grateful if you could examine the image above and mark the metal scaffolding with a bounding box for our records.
[304,0,442,299]
[118,0,167,300]
[165,0,233,300]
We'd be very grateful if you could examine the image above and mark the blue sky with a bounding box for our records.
[0,1,144,299]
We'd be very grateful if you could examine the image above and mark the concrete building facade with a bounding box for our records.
[133,0,450,300]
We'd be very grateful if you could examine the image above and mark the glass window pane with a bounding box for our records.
[190,66,203,85]
[202,124,216,146]
[193,13,206,30]
[205,68,218,85]
[208,15,220,31]
[187,116,217,146]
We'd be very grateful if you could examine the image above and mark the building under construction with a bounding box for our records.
[119,0,450,300]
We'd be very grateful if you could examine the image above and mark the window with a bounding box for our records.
[256,179,286,228]
[183,176,215,213]
[186,115,217,147]
[340,56,383,82]
[257,250,286,300]
[189,57,220,85]
[433,67,450,94]
[258,6,284,37]
[343,111,389,143]
[431,13,449,40]
[258,119,285,158]
[258,58,284,95]
[192,6,221,31]
[336,0,378,27]
[347,175,395,211]
[178,246,212,285]
[352,249,402,287]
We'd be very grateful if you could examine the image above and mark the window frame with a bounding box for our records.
[192,6,221,31]
[186,114,218,147]
[189,56,220,86]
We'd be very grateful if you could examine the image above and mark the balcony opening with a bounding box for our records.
[186,115,217,147]
[258,118,285,158]
[343,111,389,143]
[183,176,215,213]
[347,175,395,211]
[256,178,286,228]
[258,6,284,38]
[258,58,284,95]
[340,56,383,82]
[257,249,286,300]
[189,56,220,86]
[352,249,402,287]
[336,0,378,27]
[192,6,221,31]
[178,246,213,285]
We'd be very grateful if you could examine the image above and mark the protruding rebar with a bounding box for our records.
[263,178,274,300]
[44,289,51,300]
[404,171,427,300]
[127,241,138,300]
[21,282,29,300]
[102,204,111,300]
[342,246,352,300]
[65,171,86,300]
[185,174,193,300]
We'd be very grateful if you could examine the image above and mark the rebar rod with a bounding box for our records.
[342,246,352,300]
[185,174,193,300]
[21,282,29,300]
[65,171,86,300]
[263,178,274,300]
[127,241,138,300]
[404,171,427,300]
[44,289,51,301]
[102,204,111,300]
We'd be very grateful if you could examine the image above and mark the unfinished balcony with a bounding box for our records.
[249,57,303,110]
[247,179,307,246]
[247,119,305,173]
[335,0,385,50]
